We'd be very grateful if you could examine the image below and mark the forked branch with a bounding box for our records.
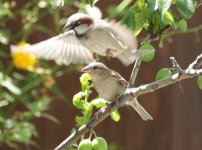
[54,53,202,150]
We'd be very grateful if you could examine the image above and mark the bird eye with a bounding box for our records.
[93,66,98,70]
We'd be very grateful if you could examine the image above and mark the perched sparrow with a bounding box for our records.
[81,62,153,121]
[10,13,141,66]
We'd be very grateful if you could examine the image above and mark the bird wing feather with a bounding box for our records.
[85,20,136,56]
[84,22,128,55]
[11,31,93,65]
[108,21,137,51]
[110,70,127,87]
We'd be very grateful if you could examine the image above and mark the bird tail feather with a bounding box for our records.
[117,49,155,66]
[116,50,137,66]
[126,98,153,121]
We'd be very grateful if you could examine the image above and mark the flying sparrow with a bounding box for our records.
[10,12,142,66]
[81,62,153,121]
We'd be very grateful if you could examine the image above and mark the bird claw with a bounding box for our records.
[105,102,114,107]
[106,49,113,60]
[115,96,124,107]
[94,108,103,120]
[93,53,100,61]
[94,112,99,120]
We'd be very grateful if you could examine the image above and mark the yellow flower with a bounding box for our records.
[11,42,37,70]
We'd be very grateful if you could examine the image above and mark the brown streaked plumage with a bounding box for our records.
[11,13,142,66]
[81,62,153,121]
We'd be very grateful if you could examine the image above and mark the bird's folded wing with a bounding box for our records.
[110,71,127,87]
[11,31,93,65]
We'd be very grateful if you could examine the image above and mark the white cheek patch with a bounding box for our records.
[75,24,89,35]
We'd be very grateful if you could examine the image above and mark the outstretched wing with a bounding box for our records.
[11,31,93,65]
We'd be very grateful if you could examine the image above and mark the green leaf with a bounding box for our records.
[163,11,174,25]
[116,0,132,12]
[0,3,14,19]
[88,0,99,7]
[197,76,202,90]
[0,72,21,95]
[73,92,85,109]
[176,0,195,19]
[0,116,5,123]
[134,0,145,10]
[134,7,148,36]
[11,122,36,144]
[27,97,51,114]
[75,103,93,126]
[83,104,93,119]
[110,110,121,122]
[171,12,180,29]
[172,0,176,4]
[147,0,159,13]
[158,0,172,19]
[34,24,53,35]
[75,116,85,126]
[179,18,187,32]
[0,100,9,108]
[158,36,165,48]
[139,44,155,62]
[122,6,136,30]
[147,0,172,16]
[41,113,60,124]
[55,0,64,7]
[88,0,94,7]
[155,68,172,80]
[0,29,10,45]
[91,98,106,108]
[80,73,92,91]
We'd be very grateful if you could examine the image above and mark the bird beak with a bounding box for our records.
[63,22,74,30]
[81,66,90,73]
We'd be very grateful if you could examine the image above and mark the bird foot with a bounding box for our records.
[94,111,99,120]
[94,108,104,120]
[106,49,113,60]
[105,102,114,107]
[93,53,100,61]
[115,96,124,107]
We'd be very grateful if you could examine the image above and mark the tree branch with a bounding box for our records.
[170,57,183,73]
[142,2,202,43]
[164,24,202,39]
[54,53,202,150]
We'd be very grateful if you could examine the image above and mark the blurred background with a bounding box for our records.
[1,0,202,150]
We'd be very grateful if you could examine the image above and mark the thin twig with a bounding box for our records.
[170,57,183,73]
[54,53,202,150]
[165,24,202,39]
[128,58,141,87]
[196,0,202,8]
[170,57,184,92]
[187,53,202,70]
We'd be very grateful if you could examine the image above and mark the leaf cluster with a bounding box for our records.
[73,73,120,126]
[121,0,196,37]
[0,0,74,148]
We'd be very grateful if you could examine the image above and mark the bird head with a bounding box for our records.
[81,62,110,80]
[64,13,94,36]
